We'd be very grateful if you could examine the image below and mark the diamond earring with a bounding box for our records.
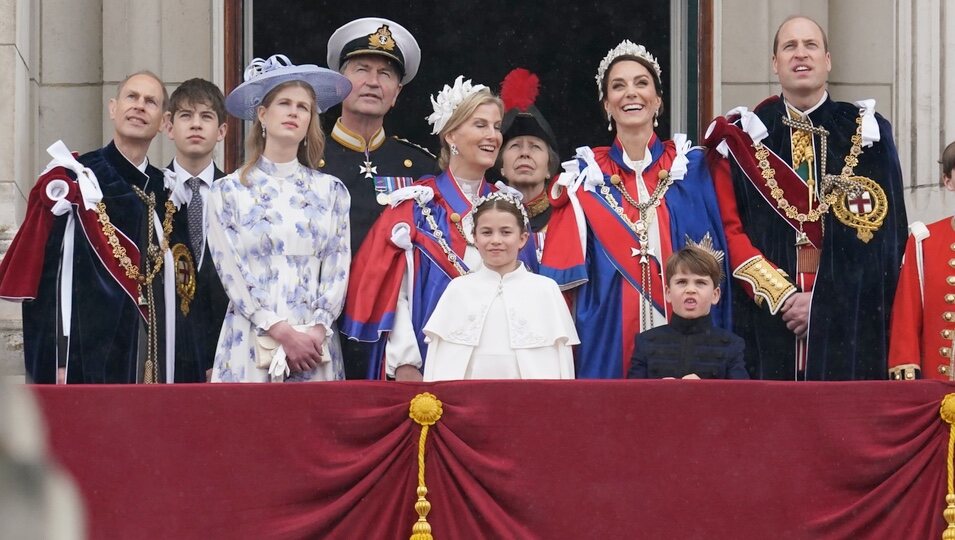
[450,143,459,156]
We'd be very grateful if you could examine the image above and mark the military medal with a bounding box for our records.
[360,159,378,179]
[374,176,416,205]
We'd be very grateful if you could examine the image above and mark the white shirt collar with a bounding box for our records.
[785,91,828,118]
[172,159,215,186]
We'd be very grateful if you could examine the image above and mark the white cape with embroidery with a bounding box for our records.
[422,263,578,381]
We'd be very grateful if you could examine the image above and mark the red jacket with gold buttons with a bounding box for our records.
[888,217,955,380]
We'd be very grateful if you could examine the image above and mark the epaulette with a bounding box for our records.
[392,136,436,159]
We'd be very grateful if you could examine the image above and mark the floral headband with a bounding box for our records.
[426,75,488,135]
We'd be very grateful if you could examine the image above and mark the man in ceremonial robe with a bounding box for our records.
[0,71,185,383]
[703,16,907,380]
[324,17,437,378]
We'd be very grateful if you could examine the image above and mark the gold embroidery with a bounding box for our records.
[732,256,797,315]
[368,25,396,52]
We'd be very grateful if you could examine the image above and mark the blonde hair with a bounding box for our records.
[239,80,326,184]
[437,89,504,170]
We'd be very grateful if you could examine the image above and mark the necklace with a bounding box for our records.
[600,169,674,331]
[755,113,868,245]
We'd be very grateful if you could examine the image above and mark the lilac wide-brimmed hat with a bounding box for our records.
[225,54,352,120]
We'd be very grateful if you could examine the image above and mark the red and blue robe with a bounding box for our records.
[342,171,539,379]
[541,135,731,379]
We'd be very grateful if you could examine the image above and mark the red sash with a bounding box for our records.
[705,116,823,249]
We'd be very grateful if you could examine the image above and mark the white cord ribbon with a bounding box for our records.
[391,223,415,321]
[164,168,190,210]
[388,185,434,208]
[44,179,75,343]
[149,208,176,383]
[854,99,881,147]
[44,140,102,211]
[554,147,599,263]
[669,133,692,181]
[910,221,930,306]
[711,107,769,157]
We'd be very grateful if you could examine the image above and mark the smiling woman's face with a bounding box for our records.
[603,59,661,133]
[445,103,503,175]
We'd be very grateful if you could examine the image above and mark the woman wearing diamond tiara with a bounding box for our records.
[422,192,577,380]
[343,76,539,381]
[540,41,732,379]
[207,55,352,382]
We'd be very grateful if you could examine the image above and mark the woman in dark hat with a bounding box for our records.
[208,55,352,382]
[342,76,538,381]
[539,41,732,379]
[498,68,560,259]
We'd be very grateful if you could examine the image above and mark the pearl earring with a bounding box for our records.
[607,112,613,132]
[261,125,266,138]
[653,111,659,128]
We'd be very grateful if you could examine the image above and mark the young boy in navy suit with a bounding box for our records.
[164,78,228,382]
[628,245,748,380]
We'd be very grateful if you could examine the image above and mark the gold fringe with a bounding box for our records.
[409,393,443,540]
[939,394,955,539]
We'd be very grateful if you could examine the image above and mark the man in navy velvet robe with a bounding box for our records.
[703,16,907,380]
[0,71,186,383]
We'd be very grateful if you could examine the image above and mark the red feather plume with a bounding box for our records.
[500,68,540,112]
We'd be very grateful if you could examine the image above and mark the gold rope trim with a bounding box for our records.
[409,392,443,540]
[940,394,955,539]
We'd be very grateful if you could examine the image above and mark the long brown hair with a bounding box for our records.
[239,80,325,184]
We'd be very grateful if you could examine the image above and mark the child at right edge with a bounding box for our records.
[627,245,749,380]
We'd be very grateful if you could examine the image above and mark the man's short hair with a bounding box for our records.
[116,70,168,108]
[665,246,723,287]
[772,15,829,55]
[167,78,226,124]
[942,141,955,178]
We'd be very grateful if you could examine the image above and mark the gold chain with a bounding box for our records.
[94,186,176,384]
[611,171,673,214]
[95,190,176,287]
[754,115,866,224]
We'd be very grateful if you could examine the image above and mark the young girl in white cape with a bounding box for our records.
[422,191,578,380]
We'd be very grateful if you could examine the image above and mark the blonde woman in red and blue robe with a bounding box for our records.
[343,77,538,380]
[541,41,732,379]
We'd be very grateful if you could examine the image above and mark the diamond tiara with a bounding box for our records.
[595,40,662,101]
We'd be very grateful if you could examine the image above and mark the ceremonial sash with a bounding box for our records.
[705,116,823,248]
[576,188,666,314]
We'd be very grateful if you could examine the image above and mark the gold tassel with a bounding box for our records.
[408,393,443,540]
[939,394,955,539]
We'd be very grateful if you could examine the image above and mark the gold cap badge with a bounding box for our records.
[368,25,396,52]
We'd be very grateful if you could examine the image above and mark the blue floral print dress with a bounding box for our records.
[207,157,350,382]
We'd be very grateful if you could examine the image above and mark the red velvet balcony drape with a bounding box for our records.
[32,380,954,539]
